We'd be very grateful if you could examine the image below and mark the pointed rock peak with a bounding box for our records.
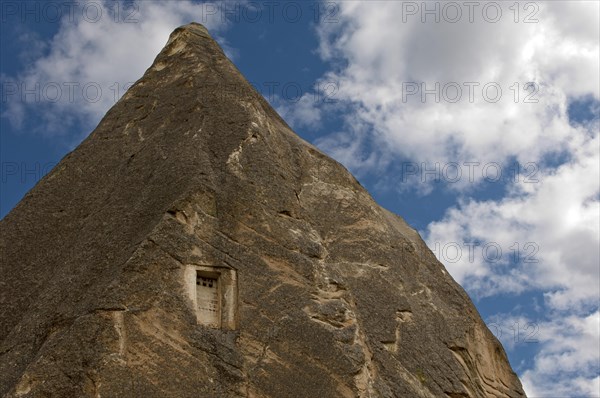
[125,21,263,111]
[173,21,210,35]
[143,21,229,73]
[0,23,526,398]
[163,22,212,54]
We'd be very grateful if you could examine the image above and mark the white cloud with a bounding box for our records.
[484,311,599,397]
[2,0,231,138]
[425,130,599,309]
[315,0,599,171]
[274,93,323,130]
[520,311,600,397]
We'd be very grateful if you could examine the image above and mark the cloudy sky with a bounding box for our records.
[1,1,599,396]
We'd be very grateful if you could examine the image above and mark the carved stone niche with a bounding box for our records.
[184,265,238,330]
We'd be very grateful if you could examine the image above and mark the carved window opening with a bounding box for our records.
[196,273,220,327]
[185,265,238,330]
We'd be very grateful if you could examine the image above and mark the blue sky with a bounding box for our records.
[1,1,599,396]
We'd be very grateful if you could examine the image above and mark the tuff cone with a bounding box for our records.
[0,23,526,397]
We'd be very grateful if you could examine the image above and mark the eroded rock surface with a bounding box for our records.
[0,23,526,398]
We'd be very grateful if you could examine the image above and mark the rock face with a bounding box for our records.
[0,23,526,398]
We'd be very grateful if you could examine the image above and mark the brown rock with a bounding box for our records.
[0,23,526,397]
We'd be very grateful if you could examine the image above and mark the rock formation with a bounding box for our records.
[0,23,526,397]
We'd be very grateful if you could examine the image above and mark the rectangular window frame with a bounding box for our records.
[185,264,238,330]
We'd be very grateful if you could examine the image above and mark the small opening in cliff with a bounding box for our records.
[186,265,238,330]
[196,272,220,327]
